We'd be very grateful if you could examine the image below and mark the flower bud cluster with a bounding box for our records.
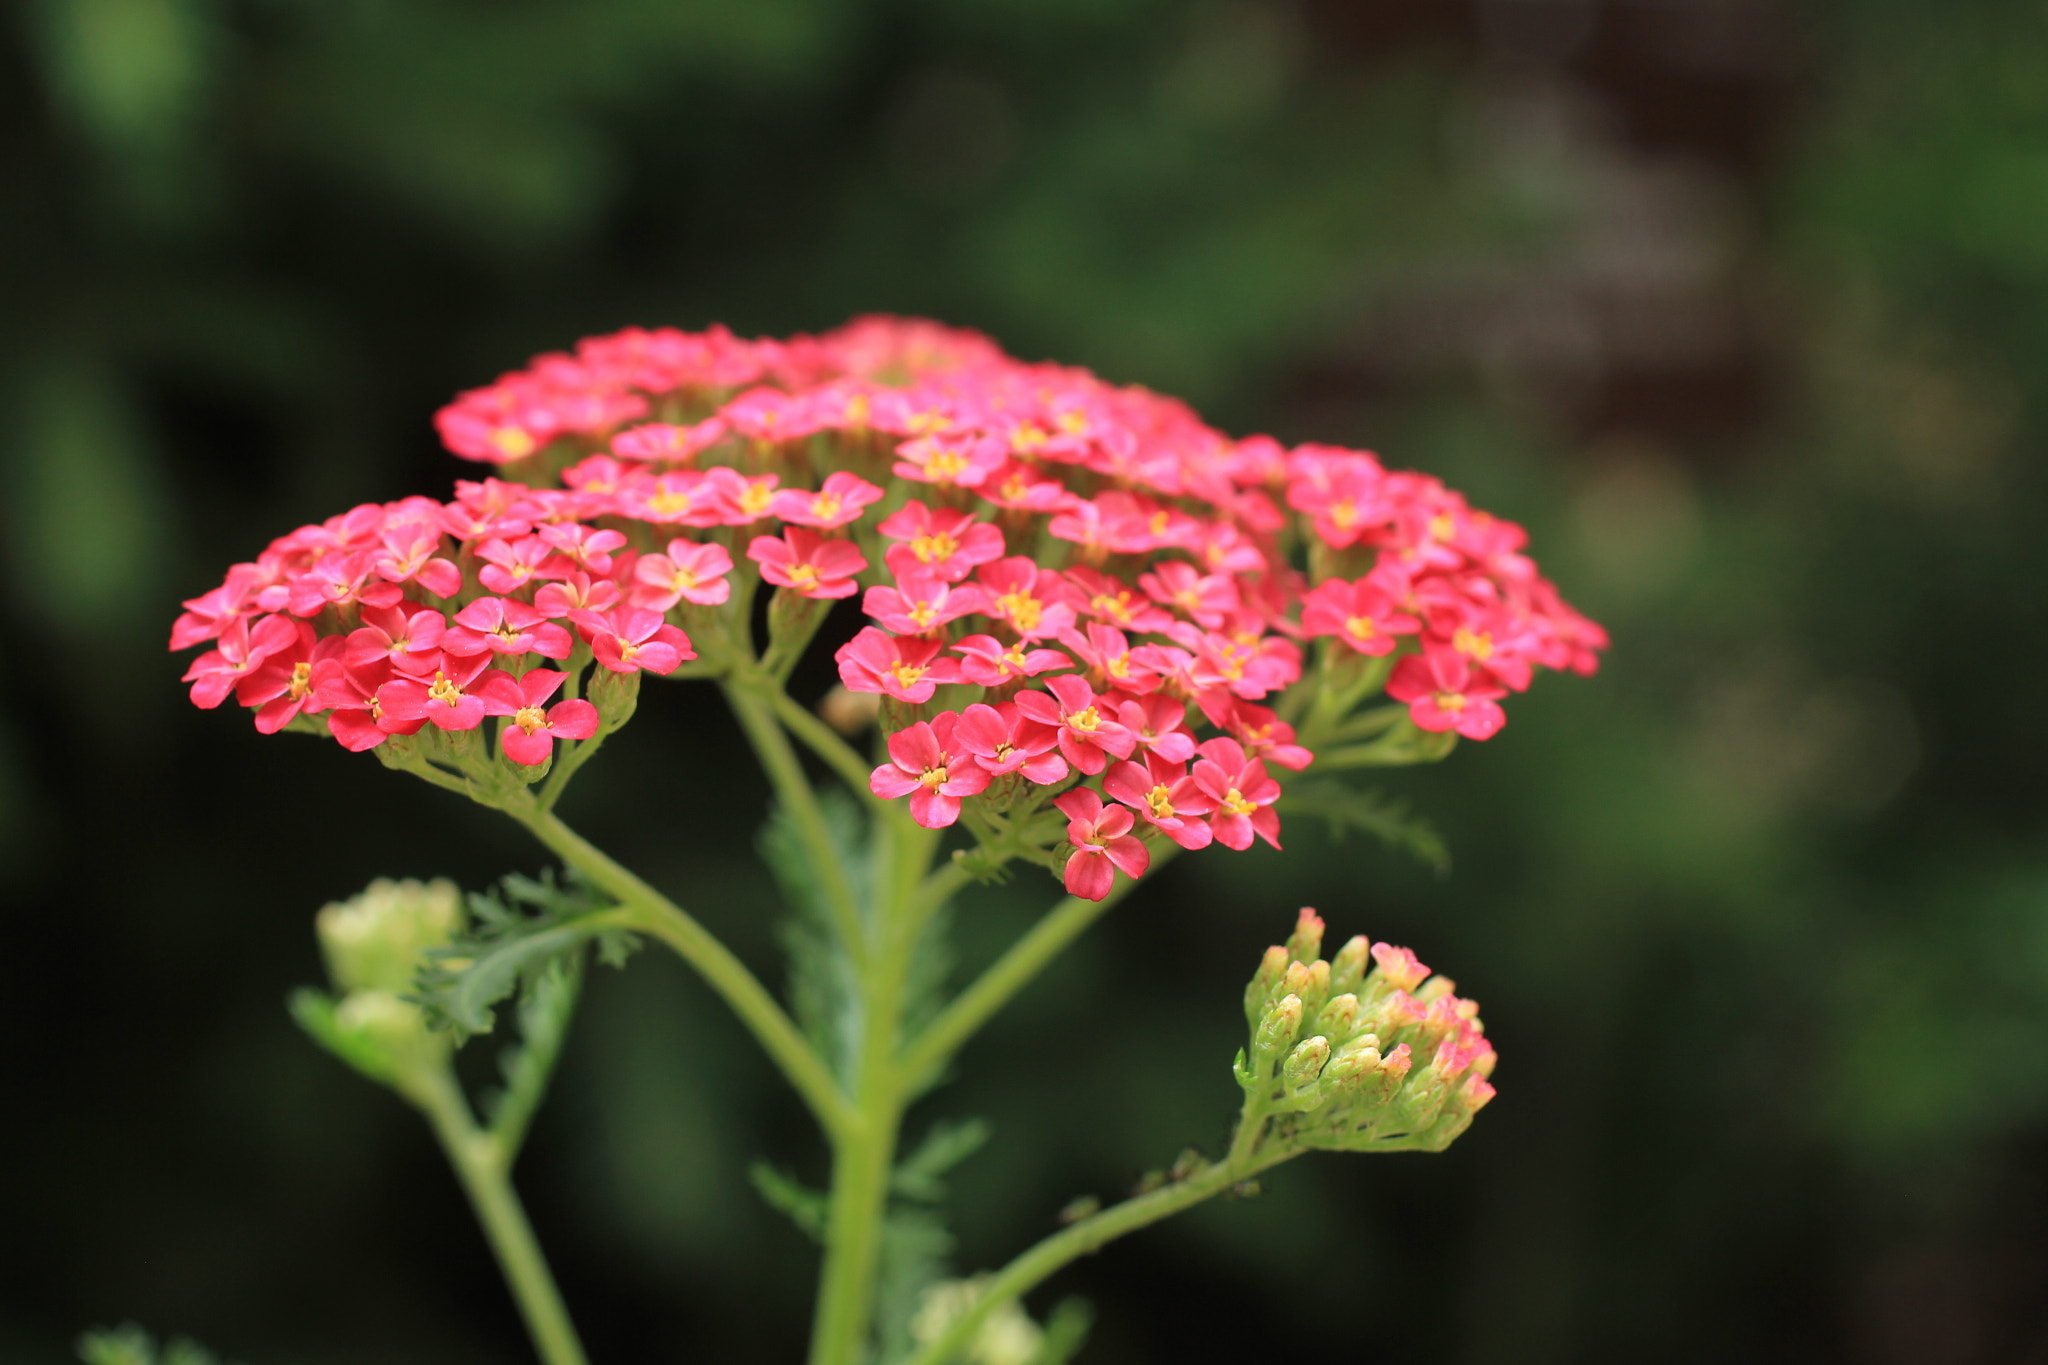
[1237,909,1495,1153]
[301,878,467,1089]
[172,316,1603,896]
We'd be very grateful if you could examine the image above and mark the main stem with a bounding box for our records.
[808,815,941,1365]
[414,1068,589,1365]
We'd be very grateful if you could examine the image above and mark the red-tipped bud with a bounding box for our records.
[1370,941,1430,993]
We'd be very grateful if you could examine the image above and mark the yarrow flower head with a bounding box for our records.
[171,315,1602,896]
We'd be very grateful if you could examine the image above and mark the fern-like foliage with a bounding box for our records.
[1275,780,1450,875]
[77,1325,238,1365]
[414,868,635,1037]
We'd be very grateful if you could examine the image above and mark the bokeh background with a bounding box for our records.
[5,0,2047,1360]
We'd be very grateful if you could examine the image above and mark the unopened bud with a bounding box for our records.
[1325,1034,1382,1082]
[1284,908,1325,966]
[316,878,464,995]
[1283,1035,1330,1093]
[1297,959,1331,1015]
[1329,935,1371,995]
[819,684,880,737]
[1462,1076,1497,1112]
[1316,992,1361,1041]
[1244,945,1290,1026]
[1414,975,1457,1004]
[1279,960,1312,998]
[1255,993,1303,1059]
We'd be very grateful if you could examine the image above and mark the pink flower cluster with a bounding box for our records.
[174,316,1603,898]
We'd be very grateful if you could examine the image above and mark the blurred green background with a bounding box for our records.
[5,0,2047,1360]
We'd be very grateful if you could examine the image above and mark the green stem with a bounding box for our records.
[807,815,940,1365]
[511,805,856,1142]
[897,849,1173,1093]
[763,679,887,803]
[414,1067,589,1365]
[900,1144,1300,1365]
[725,680,872,964]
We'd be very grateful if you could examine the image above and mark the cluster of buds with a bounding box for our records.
[171,316,1603,896]
[294,878,466,1094]
[1235,909,1495,1153]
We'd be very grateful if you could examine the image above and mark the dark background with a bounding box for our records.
[5,0,2047,1361]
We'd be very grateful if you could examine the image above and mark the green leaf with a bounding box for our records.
[414,868,633,1036]
[77,1324,239,1365]
[748,1161,829,1244]
[763,795,869,1087]
[483,954,583,1156]
[893,1118,993,1202]
[877,1205,957,1365]
[1276,780,1450,875]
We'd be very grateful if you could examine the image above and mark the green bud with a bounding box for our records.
[1244,944,1289,1027]
[1283,1034,1330,1095]
[1279,959,1312,998]
[1283,908,1325,966]
[1297,959,1331,1016]
[1329,935,1371,995]
[1325,1034,1383,1082]
[1255,992,1304,1061]
[1315,992,1361,1041]
[316,877,464,995]
[586,666,642,727]
[1414,974,1458,1004]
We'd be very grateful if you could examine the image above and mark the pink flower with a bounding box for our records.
[868,716,991,828]
[622,470,730,527]
[170,563,269,649]
[372,521,463,599]
[1385,651,1507,740]
[477,669,601,765]
[444,597,574,660]
[708,467,782,525]
[570,607,695,675]
[1300,577,1420,656]
[1424,602,1539,692]
[1189,737,1282,851]
[1059,623,1164,696]
[1286,449,1390,549]
[1200,696,1314,771]
[1061,567,1174,634]
[476,536,562,595]
[749,527,867,600]
[235,622,329,733]
[533,570,623,618]
[768,471,886,529]
[630,538,733,610]
[345,602,448,675]
[952,634,1072,688]
[1053,788,1150,901]
[1012,675,1136,776]
[977,459,1080,513]
[287,551,400,616]
[612,417,729,463]
[893,429,1007,488]
[311,655,420,750]
[863,569,985,636]
[1103,754,1215,850]
[1113,693,1197,763]
[834,627,966,703]
[877,501,1006,582]
[182,613,301,709]
[976,557,1076,641]
[376,653,507,733]
[951,702,1068,785]
[721,385,817,442]
[537,522,628,575]
[1371,941,1431,992]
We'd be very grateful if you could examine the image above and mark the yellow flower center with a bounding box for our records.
[490,427,536,459]
[890,661,928,688]
[1345,615,1376,641]
[1069,706,1100,732]
[648,488,696,517]
[845,393,871,425]
[1452,626,1493,661]
[786,564,820,587]
[740,483,776,518]
[1430,512,1456,542]
[927,449,970,480]
[1146,785,1177,820]
[919,764,949,789]
[514,705,548,735]
[911,531,960,563]
[1433,690,1466,713]
[428,673,463,707]
[1011,424,1048,451]
[812,492,842,520]
[1331,499,1359,529]
[1222,787,1257,816]
[287,661,312,699]
[996,590,1043,632]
